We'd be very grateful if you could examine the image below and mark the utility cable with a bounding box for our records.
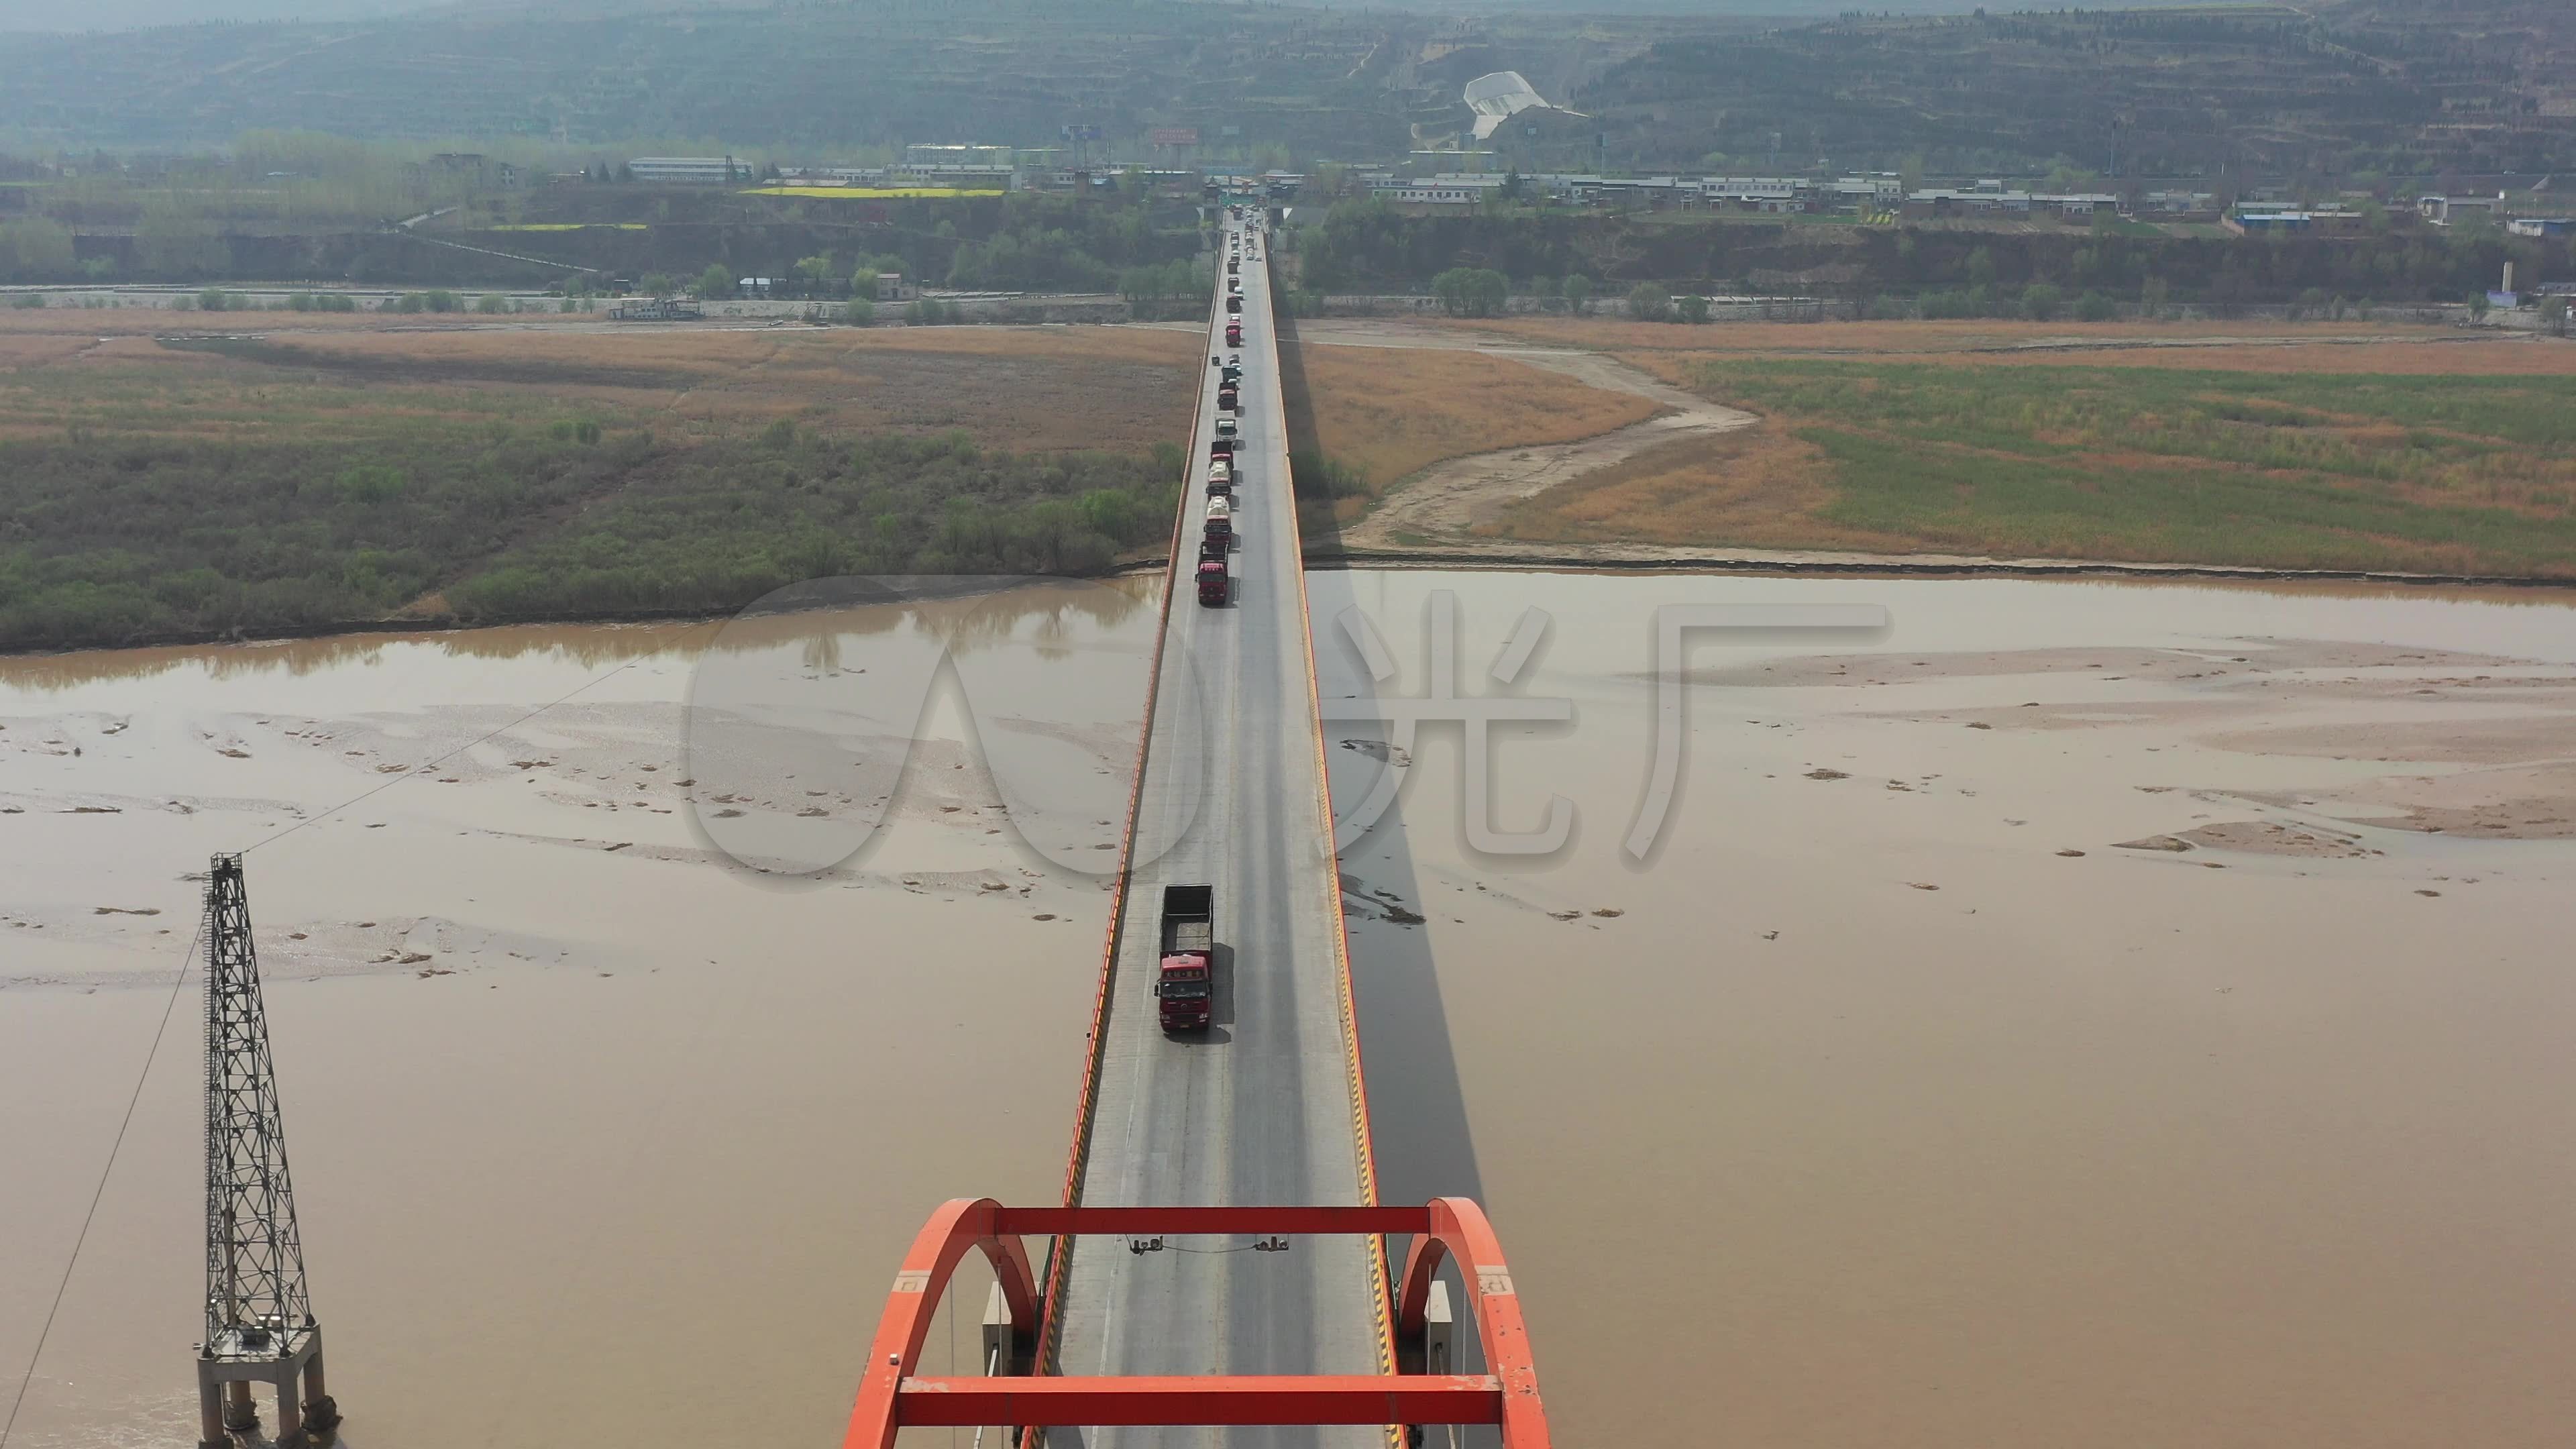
[7,620,712,1447]
[241,657,649,855]
[0,920,203,1449]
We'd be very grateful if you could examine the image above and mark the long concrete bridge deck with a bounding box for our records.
[1046,214,1387,1449]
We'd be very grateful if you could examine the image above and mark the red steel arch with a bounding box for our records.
[841,1199,1549,1449]
[1395,1197,1548,1449]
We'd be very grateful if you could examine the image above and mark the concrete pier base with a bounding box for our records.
[196,1326,337,1448]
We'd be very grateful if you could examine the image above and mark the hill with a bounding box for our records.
[1570,0,2576,176]
[0,0,2565,178]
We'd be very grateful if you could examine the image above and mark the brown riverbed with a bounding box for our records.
[1316,570,2576,1449]
[5,572,2574,1447]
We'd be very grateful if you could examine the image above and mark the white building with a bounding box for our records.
[2418,193,2503,225]
[1371,181,1493,208]
[627,156,747,184]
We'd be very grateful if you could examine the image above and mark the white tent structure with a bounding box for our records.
[1462,70,1583,141]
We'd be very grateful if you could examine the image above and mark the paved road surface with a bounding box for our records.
[1051,218,1385,1449]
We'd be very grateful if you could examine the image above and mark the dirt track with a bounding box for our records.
[1304,327,1756,551]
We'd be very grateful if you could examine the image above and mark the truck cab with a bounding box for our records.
[1155,884,1216,1028]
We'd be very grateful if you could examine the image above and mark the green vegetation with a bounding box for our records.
[1430,268,1509,319]
[1289,451,1368,502]
[942,192,1196,291]
[0,423,1183,650]
[1686,360,2576,577]
[1118,259,1215,319]
[449,434,1179,620]
[1283,200,2573,308]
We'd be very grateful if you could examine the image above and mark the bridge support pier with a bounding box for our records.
[197,1329,335,1448]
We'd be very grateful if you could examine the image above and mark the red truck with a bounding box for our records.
[1225,322,1242,347]
[1195,542,1229,608]
[1217,383,1238,413]
[1154,885,1216,1028]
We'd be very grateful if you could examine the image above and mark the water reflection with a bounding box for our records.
[684,576,1173,877]
[0,574,1159,693]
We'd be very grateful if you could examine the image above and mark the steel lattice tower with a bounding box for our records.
[195,853,340,1448]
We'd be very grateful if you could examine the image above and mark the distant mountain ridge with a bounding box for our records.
[1,0,2565,178]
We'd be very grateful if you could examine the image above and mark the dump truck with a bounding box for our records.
[1207,458,1234,494]
[1218,384,1239,413]
[1194,543,1230,609]
[1204,495,1233,543]
[1226,294,1243,314]
[1155,885,1216,1029]
[1226,323,1242,346]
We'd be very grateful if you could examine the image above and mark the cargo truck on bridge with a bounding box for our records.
[1153,885,1216,1028]
[1204,495,1233,543]
[1195,542,1230,607]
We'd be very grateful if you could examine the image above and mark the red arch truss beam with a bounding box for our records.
[841,1199,1549,1449]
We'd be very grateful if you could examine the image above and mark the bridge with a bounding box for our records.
[842,214,1552,1449]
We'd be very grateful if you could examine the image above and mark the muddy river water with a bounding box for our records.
[4,570,2573,1448]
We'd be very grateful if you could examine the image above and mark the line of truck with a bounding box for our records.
[1168,217,1260,1028]
[1196,218,1255,612]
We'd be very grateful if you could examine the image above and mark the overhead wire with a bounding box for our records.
[7,625,714,1446]
[0,919,203,1449]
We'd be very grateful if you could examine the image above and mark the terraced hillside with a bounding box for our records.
[0,0,2564,180]
[0,0,1405,156]
[1570,0,2576,176]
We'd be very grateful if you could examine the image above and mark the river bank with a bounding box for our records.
[1286,317,2576,582]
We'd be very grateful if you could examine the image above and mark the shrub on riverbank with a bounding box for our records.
[1500,359,2576,577]
[0,428,1179,650]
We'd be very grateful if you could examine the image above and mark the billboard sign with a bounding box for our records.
[1149,127,1200,147]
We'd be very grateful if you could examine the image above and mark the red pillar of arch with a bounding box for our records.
[1395,1197,1550,1449]
[844,1197,1042,1449]
[842,1200,1549,1449]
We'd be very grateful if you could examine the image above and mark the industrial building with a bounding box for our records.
[2229,208,2369,236]
[627,156,751,184]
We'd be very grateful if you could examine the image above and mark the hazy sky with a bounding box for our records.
[0,0,2031,35]
[1,0,420,29]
